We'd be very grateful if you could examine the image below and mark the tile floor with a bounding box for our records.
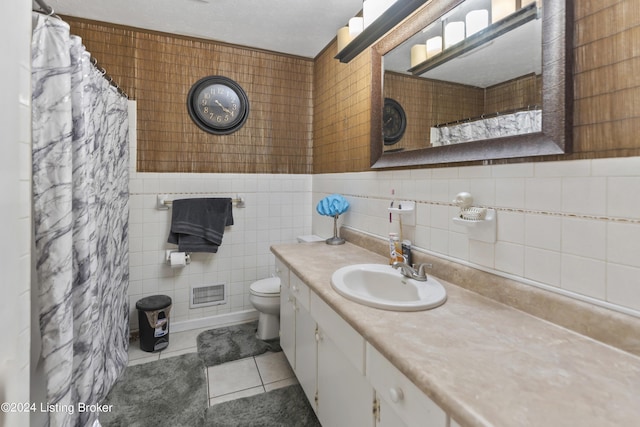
[128,323,298,406]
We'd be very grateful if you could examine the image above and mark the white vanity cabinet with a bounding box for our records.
[277,259,295,367]
[276,256,448,427]
[367,344,447,427]
[291,274,317,408]
[312,293,373,427]
[277,260,317,407]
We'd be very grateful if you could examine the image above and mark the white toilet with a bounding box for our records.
[249,235,324,340]
[249,276,281,340]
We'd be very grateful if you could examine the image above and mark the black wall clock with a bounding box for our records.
[187,76,250,135]
[383,98,407,145]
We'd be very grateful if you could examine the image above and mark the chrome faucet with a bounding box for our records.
[392,261,431,281]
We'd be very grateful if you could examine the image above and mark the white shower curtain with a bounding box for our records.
[31,12,129,427]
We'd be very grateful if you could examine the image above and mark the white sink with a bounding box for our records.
[330,264,447,311]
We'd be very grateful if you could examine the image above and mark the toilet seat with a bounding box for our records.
[250,277,280,297]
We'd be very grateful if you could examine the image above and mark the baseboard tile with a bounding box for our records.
[170,310,259,333]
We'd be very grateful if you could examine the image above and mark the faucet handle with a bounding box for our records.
[417,263,433,273]
[392,261,414,276]
[392,261,409,269]
[414,263,432,280]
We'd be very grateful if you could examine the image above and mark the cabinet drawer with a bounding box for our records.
[366,343,446,427]
[311,292,365,375]
[275,257,289,288]
[290,273,310,311]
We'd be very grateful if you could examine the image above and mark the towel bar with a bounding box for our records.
[157,194,245,210]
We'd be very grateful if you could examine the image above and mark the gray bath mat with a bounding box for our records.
[205,384,321,427]
[197,321,281,367]
[99,352,208,426]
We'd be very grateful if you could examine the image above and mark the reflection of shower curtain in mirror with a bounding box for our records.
[430,109,542,146]
[32,12,129,427]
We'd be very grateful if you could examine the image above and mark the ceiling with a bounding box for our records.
[41,0,364,58]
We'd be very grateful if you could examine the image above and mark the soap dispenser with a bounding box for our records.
[401,240,412,266]
[388,233,403,264]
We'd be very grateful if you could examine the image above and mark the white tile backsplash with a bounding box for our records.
[469,240,494,267]
[495,178,526,208]
[496,211,525,244]
[492,162,534,178]
[562,177,607,216]
[313,157,640,316]
[560,254,607,300]
[525,178,562,211]
[561,217,606,260]
[608,177,640,218]
[592,156,640,176]
[128,156,640,327]
[534,159,590,177]
[607,222,640,268]
[524,214,562,251]
[524,247,562,287]
[607,263,640,311]
[129,172,313,328]
[495,242,525,276]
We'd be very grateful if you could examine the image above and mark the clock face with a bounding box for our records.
[187,76,249,135]
[383,98,406,145]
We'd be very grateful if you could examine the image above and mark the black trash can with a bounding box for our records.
[136,295,172,352]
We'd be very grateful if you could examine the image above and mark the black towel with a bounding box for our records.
[167,198,234,253]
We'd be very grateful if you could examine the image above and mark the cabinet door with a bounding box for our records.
[311,292,365,375]
[279,281,296,369]
[295,302,317,410]
[317,326,374,427]
[275,258,289,287]
[366,344,447,427]
[377,393,406,427]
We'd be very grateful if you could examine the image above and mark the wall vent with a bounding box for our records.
[190,284,226,308]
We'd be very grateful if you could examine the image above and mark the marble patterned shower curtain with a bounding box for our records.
[31,13,129,427]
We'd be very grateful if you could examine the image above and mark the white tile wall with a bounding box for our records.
[128,169,313,328]
[312,157,640,317]
[2,2,32,426]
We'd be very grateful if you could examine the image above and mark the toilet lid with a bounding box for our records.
[250,277,280,295]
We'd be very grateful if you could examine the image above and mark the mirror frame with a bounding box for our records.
[370,0,573,168]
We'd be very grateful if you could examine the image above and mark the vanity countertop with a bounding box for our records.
[271,241,640,427]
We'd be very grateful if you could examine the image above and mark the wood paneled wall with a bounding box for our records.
[66,18,313,174]
[67,0,640,175]
[313,45,373,173]
[573,0,640,156]
[384,72,485,151]
[382,72,539,151]
[484,74,542,113]
[313,0,640,173]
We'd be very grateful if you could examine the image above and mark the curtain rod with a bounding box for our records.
[34,0,59,19]
[32,0,129,99]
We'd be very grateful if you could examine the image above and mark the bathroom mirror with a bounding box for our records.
[369,0,573,168]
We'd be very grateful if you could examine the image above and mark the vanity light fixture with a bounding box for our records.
[426,36,443,58]
[465,9,489,37]
[349,17,365,36]
[408,2,539,75]
[337,26,352,52]
[363,0,399,29]
[443,20,465,48]
[410,44,428,67]
[337,16,366,53]
[335,0,430,63]
[491,0,516,23]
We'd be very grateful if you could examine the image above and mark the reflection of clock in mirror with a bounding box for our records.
[187,76,249,135]
[383,98,407,145]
